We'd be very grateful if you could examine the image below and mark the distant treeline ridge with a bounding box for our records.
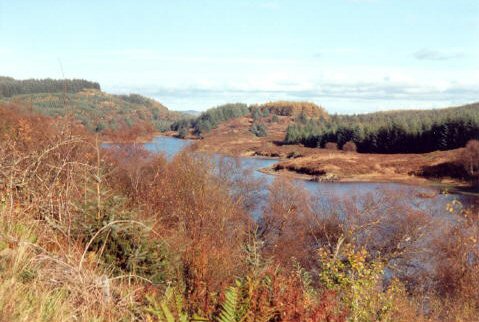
[285,103,479,153]
[0,76,101,97]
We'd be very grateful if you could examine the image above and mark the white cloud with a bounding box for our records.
[108,73,479,112]
[414,49,464,61]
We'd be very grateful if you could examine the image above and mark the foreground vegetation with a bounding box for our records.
[0,103,478,321]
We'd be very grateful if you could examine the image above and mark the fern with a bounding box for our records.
[218,285,240,322]
[146,287,208,322]
[160,302,175,322]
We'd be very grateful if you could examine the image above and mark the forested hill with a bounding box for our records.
[0,76,183,136]
[171,101,327,137]
[285,102,479,154]
[0,76,100,97]
[2,90,183,135]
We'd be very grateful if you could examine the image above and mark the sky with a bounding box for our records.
[0,0,478,113]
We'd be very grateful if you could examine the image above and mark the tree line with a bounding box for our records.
[171,103,250,136]
[0,76,101,97]
[285,102,479,153]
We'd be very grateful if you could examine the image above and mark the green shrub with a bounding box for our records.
[75,193,171,284]
[250,122,267,137]
[319,243,406,321]
[178,127,188,138]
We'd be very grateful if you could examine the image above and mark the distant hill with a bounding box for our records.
[0,77,184,134]
[181,110,202,116]
[171,101,328,137]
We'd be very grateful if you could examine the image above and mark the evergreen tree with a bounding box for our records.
[283,103,479,154]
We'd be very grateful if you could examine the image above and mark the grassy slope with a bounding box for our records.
[1,89,183,133]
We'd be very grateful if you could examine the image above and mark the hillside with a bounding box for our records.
[171,101,327,138]
[0,77,183,137]
[286,102,479,154]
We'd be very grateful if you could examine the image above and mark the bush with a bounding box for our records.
[178,126,188,138]
[250,122,267,137]
[342,140,357,152]
[287,151,302,159]
[75,192,171,284]
[324,142,338,150]
[251,107,262,121]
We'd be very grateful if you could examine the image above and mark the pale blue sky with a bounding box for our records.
[0,0,478,112]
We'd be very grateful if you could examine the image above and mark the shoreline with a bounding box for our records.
[258,165,476,194]
[108,133,477,194]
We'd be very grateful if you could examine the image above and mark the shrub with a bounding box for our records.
[324,142,338,150]
[178,126,188,138]
[342,140,357,152]
[250,122,267,137]
[251,107,262,121]
[318,244,408,321]
[287,151,302,159]
[74,183,171,284]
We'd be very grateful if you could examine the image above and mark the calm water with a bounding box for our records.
[141,136,459,215]
[144,136,193,159]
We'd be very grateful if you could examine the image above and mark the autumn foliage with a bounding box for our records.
[0,102,478,321]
